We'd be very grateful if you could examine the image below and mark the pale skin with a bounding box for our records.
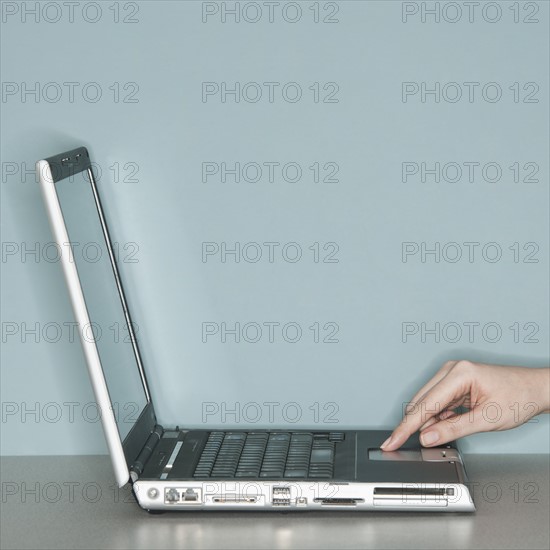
[381,361,550,451]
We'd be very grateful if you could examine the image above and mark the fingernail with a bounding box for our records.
[420,431,440,446]
[380,435,393,449]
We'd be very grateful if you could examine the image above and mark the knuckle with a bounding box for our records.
[446,421,464,438]
[453,359,475,374]
[441,360,457,372]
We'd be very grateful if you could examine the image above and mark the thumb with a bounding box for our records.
[419,406,487,447]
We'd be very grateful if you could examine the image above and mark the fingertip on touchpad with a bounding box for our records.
[369,449,423,461]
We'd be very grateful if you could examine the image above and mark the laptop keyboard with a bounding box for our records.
[193,431,343,479]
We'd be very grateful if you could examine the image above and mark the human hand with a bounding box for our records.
[381,361,550,451]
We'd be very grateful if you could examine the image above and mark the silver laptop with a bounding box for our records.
[37,146,475,512]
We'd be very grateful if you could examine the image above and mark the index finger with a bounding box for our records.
[381,370,468,451]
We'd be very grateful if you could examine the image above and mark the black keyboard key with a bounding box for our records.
[309,439,335,478]
[284,469,308,477]
[311,448,333,462]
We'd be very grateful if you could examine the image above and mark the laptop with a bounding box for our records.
[36,146,475,512]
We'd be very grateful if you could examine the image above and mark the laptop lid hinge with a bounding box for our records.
[130,424,163,482]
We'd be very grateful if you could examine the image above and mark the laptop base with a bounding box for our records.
[132,429,475,512]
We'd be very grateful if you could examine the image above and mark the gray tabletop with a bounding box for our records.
[1,454,548,550]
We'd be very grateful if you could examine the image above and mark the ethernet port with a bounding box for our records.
[182,488,199,502]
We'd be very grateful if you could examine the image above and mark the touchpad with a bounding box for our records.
[368,449,423,461]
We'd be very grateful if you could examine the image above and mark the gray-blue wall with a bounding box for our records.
[1,1,548,455]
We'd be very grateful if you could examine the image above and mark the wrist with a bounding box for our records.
[532,368,550,414]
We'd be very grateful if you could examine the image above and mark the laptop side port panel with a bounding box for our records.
[134,481,475,511]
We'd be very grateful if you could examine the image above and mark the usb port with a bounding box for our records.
[272,487,291,506]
